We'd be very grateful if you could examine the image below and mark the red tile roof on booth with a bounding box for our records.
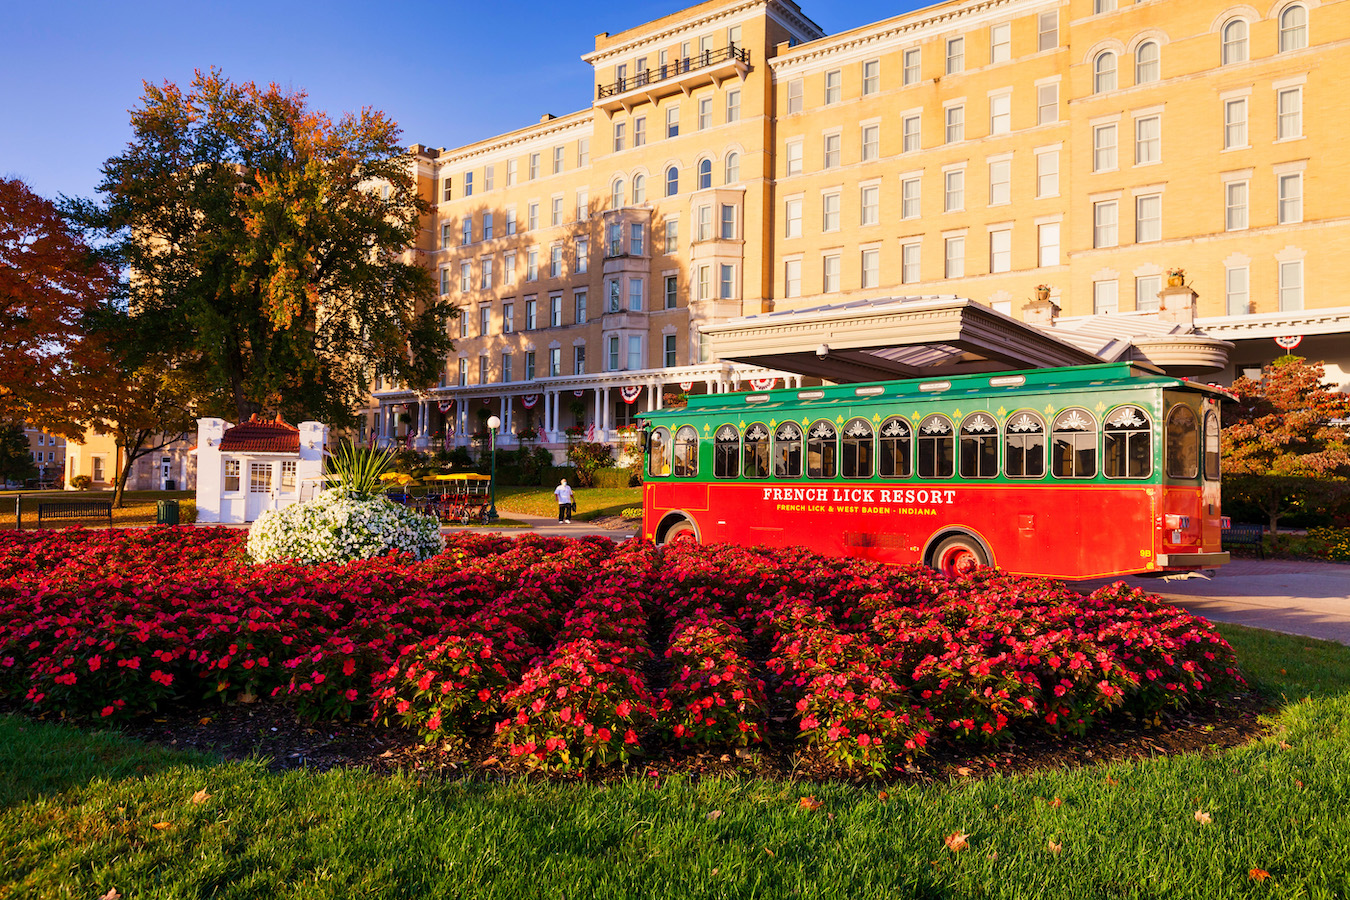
[218,414,300,454]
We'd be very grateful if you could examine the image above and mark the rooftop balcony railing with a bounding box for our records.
[597,45,751,99]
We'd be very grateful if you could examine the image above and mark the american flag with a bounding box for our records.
[586,422,596,441]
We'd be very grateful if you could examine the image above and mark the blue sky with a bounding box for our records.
[2,0,924,203]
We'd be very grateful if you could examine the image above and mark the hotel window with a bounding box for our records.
[1277,88,1303,139]
[1037,150,1059,197]
[666,105,679,138]
[527,249,538,281]
[664,219,678,253]
[1135,41,1160,84]
[439,268,450,295]
[697,204,712,241]
[440,223,451,249]
[726,89,740,122]
[822,254,841,293]
[862,124,879,161]
[944,169,965,212]
[946,105,964,143]
[1280,260,1304,310]
[944,235,965,278]
[1135,116,1160,164]
[484,165,494,191]
[611,179,625,208]
[507,159,518,186]
[822,192,841,231]
[458,306,469,338]
[441,178,452,202]
[1094,200,1118,248]
[785,259,802,297]
[614,121,628,153]
[825,69,842,105]
[1136,274,1162,312]
[483,213,494,240]
[665,275,678,308]
[1226,180,1248,230]
[902,242,921,283]
[551,197,563,226]
[627,335,643,371]
[480,356,489,384]
[989,159,1011,205]
[574,344,586,375]
[549,347,561,377]
[503,302,514,333]
[576,238,588,273]
[902,115,921,151]
[463,171,474,197]
[1222,20,1248,65]
[524,351,535,380]
[901,177,921,219]
[1095,0,1115,13]
[785,197,803,237]
[528,202,539,230]
[1038,11,1058,51]
[989,93,1011,135]
[989,228,1012,273]
[823,132,841,168]
[725,152,740,183]
[1278,173,1303,223]
[861,185,880,225]
[1094,52,1117,93]
[575,290,587,323]
[504,251,517,285]
[720,204,736,239]
[903,48,921,84]
[698,158,712,189]
[1037,82,1058,125]
[990,23,1011,63]
[633,117,648,149]
[506,208,517,235]
[1226,267,1250,315]
[632,174,646,204]
[1224,98,1247,149]
[552,146,564,174]
[627,222,643,256]
[1038,222,1060,267]
[459,261,471,292]
[481,258,494,289]
[1093,123,1117,172]
[664,334,678,368]
[462,217,473,246]
[1135,194,1162,243]
[1094,280,1119,314]
[660,166,678,199]
[526,295,538,328]
[607,336,620,371]
[458,358,467,386]
[608,221,622,256]
[946,37,964,74]
[719,264,735,299]
[787,78,803,113]
[529,152,540,180]
[1279,5,1308,53]
[698,97,712,130]
[502,352,513,383]
[786,139,803,175]
[861,248,880,288]
[863,59,880,95]
[550,245,563,278]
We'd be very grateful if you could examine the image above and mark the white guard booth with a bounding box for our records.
[195,415,327,524]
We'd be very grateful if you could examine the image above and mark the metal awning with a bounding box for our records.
[702,296,1102,382]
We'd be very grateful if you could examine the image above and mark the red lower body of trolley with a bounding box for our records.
[643,480,1228,581]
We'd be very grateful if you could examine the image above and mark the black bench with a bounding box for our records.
[36,501,113,529]
[1221,523,1265,559]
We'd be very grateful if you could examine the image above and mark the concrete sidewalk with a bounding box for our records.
[445,511,638,541]
[1066,558,1350,645]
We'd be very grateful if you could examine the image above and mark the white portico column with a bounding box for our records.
[654,380,664,410]
[592,388,602,433]
[601,387,612,436]
[552,391,561,441]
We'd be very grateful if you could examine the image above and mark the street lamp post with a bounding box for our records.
[486,415,501,520]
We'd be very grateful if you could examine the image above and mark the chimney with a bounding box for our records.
[1157,285,1198,328]
[539,113,556,124]
[1021,297,1060,327]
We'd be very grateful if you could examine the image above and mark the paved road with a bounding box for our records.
[1066,558,1350,645]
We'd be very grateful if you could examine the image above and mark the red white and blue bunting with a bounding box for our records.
[620,385,643,404]
[679,381,694,391]
[749,377,777,391]
[573,390,586,397]
[521,394,540,409]
[1274,335,1303,350]
[437,400,454,413]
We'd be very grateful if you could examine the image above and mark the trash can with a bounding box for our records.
[156,499,180,526]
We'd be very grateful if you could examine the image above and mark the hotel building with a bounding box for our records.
[371,0,1350,451]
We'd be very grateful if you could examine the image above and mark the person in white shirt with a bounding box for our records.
[553,478,575,523]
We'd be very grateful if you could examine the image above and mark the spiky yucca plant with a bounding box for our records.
[326,442,394,499]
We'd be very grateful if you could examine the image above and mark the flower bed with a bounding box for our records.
[0,528,1243,775]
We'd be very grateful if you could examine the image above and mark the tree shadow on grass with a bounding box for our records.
[0,713,216,808]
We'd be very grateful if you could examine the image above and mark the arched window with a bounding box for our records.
[1135,40,1160,83]
[774,421,803,477]
[806,419,837,478]
[648,427,671,477]
[1221,19,1248,65]
[917,414,955,478]
[632,173,646,204]
[959,413,999,478]
[1104,405,1151,478]
[841,418,874,478]
[878,417,912,478]
[697,158,713,190]
[724,151,740,184]
[1204,410,1221,480]
[1279,5,1308,52]
[673,425,699,476]
[665,165,679,196]
[743,422,770,478]
[1052,408,1097,478]
[1004,411,1046,478]
[714,423,740,478]
[1166,405,1199,478]
[611,178,626,208]
[1094,51,1118,93]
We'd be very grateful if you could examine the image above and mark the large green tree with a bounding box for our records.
[0,423,39,486]
[68,69,452,427]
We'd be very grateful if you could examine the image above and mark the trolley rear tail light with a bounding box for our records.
[1164,514,1192,530]
[1220,516,1232,528]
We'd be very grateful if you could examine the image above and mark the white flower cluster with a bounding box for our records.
[247,491,444,565]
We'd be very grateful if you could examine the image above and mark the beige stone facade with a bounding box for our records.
[372,0,1350,452]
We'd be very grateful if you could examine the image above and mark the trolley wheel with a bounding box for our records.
[932,534,989,578]
[661,519,698,545]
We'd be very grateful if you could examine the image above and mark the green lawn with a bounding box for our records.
[2,623,1347,898]
[494,485,641,521]
[0,490,197,530]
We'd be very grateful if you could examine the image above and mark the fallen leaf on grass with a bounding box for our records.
[955,766,972,777]
[944,831,970,852]
[197,717,211,726]
[1048,797,1063,809]
[1194,810,1212,824]
[798,796,823,811]
[98,890,120,900]
[151,822,171,830]
[707,810,723,821]
[1104,777,1119,786]
[763,847,776,857]
[1249,868,1271,882]
[482,756,500,766]
[190,790,210,805]
[877,791,889,803]
[1047,840,1063,855]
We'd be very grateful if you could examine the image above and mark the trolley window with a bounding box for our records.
[959,413,999,479]
[917,415,955,478]
[714,424,740,478]
[1104,405,1152,479]
[649,427,671,477]
[806,419,837,479]
[1203,410,1221,481]
[1004,411,1046,478]
[673,425,699,477]
[774,421,802,478]
[1166,405,1199,479]
[879,417,912,478]
[841,418,874,478]
[743,422,770,478]
[1052,408,1097,478]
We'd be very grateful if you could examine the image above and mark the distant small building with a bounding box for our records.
[195,415,327,524]
[21,426,65,487]
[64,430,195,492]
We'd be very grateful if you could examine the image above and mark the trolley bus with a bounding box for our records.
[639,362,1229,580]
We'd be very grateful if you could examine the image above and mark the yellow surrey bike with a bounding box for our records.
[424,473,493,525]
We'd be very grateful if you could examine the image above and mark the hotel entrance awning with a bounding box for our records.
[702,296,1102,383]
